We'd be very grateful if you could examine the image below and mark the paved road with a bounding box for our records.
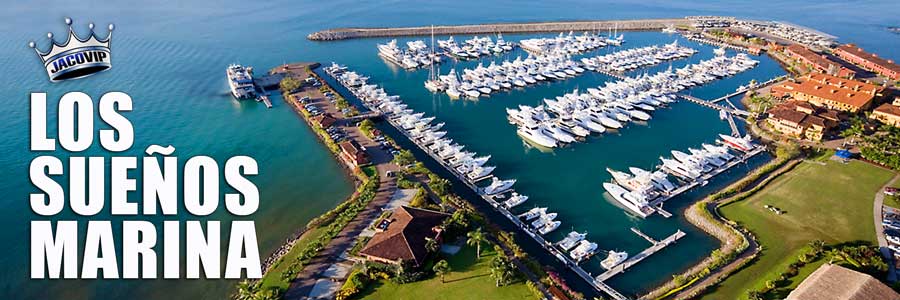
[280,73,401,300]
[874,174,900,283]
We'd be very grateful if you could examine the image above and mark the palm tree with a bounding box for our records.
[425,237,440,254]
[747,291,764,300]
[809,240,826,255]
[490,255,515,286]
[842,116,866,144]
[467,227,486,258]
[433,259,450,283]
[234,280,258,300]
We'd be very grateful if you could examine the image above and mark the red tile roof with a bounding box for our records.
[359,206,449,266]
[874,103,900,117]
[774,73,881,109]
[836,44,900,74]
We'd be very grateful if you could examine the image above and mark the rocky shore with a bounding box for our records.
[307,18,690,40]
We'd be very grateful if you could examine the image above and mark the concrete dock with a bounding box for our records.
[595,230,687,282]
[308,18,691,40]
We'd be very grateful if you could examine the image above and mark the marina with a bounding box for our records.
[508,52,759,148]
[326,64,697,299]
[604,134,766,218]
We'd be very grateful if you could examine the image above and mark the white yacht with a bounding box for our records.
[519,207,548,221]
[718,134,755,152]
[603,182,653,218]
[482,177,515,195]
[504,192,528,208]
[517,122,558,148]
[539,221,561,235]
[531,212,558,228]
[557,231,587,251]
[601,251,628,270]
[569,240,598,261]
[226,64,256,99]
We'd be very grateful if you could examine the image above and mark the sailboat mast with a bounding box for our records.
[429,25,436,81]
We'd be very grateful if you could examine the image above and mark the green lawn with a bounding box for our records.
[259,227,327,290]
[355,245,535,300]
[703,159,895,300]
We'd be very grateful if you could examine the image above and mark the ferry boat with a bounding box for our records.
[226,64,256,99]
[601,251,628,270]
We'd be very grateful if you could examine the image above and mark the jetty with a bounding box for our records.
[595,230,687,282]
[647,145,766,216]
[326,66,700,300]
[308,18,690,40]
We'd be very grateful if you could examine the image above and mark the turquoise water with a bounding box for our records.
[1,0,897,299]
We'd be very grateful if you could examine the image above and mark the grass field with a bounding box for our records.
[259,226,327,290]
[702,159,895,300]
[355,245,535,300]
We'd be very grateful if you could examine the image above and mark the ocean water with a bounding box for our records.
[0,0,897,299]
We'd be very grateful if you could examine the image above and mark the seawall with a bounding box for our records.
[307,18,690,40]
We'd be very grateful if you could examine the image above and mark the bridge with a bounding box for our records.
[676,93,752,118]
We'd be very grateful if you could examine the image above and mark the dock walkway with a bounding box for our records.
[648,146,766,211]
[596,230,686,282]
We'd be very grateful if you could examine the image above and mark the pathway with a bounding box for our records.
[874,174,900,283]
[279,70,401,299]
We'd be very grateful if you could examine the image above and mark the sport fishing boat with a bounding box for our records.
[482,177,515,195]
[226,64,256,99]
[569,240,598,262]
[601,251,628,270]
[539,221,561,235]
[531,212,558,228]
[557,231,587,251]
[504,192,528,208]
[518,207,548,221]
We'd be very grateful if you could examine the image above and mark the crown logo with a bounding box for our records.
[28,17,114,82]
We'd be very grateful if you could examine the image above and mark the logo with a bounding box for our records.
[28,17,114,82]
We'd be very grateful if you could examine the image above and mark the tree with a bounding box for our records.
[409,188,429,208]
[279,77,301,93]
[359,119,375,136]
[490,255,516,286]
[467,227,486,258]
[809,240,826,255]
[841,116,867,144]
[428,173,451,196]
[425,237,440,254]
[233,280,258,300]
[251,288,280,300]
[747,290,764,300]
[433,260,450,283]
[393,150,416,167]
